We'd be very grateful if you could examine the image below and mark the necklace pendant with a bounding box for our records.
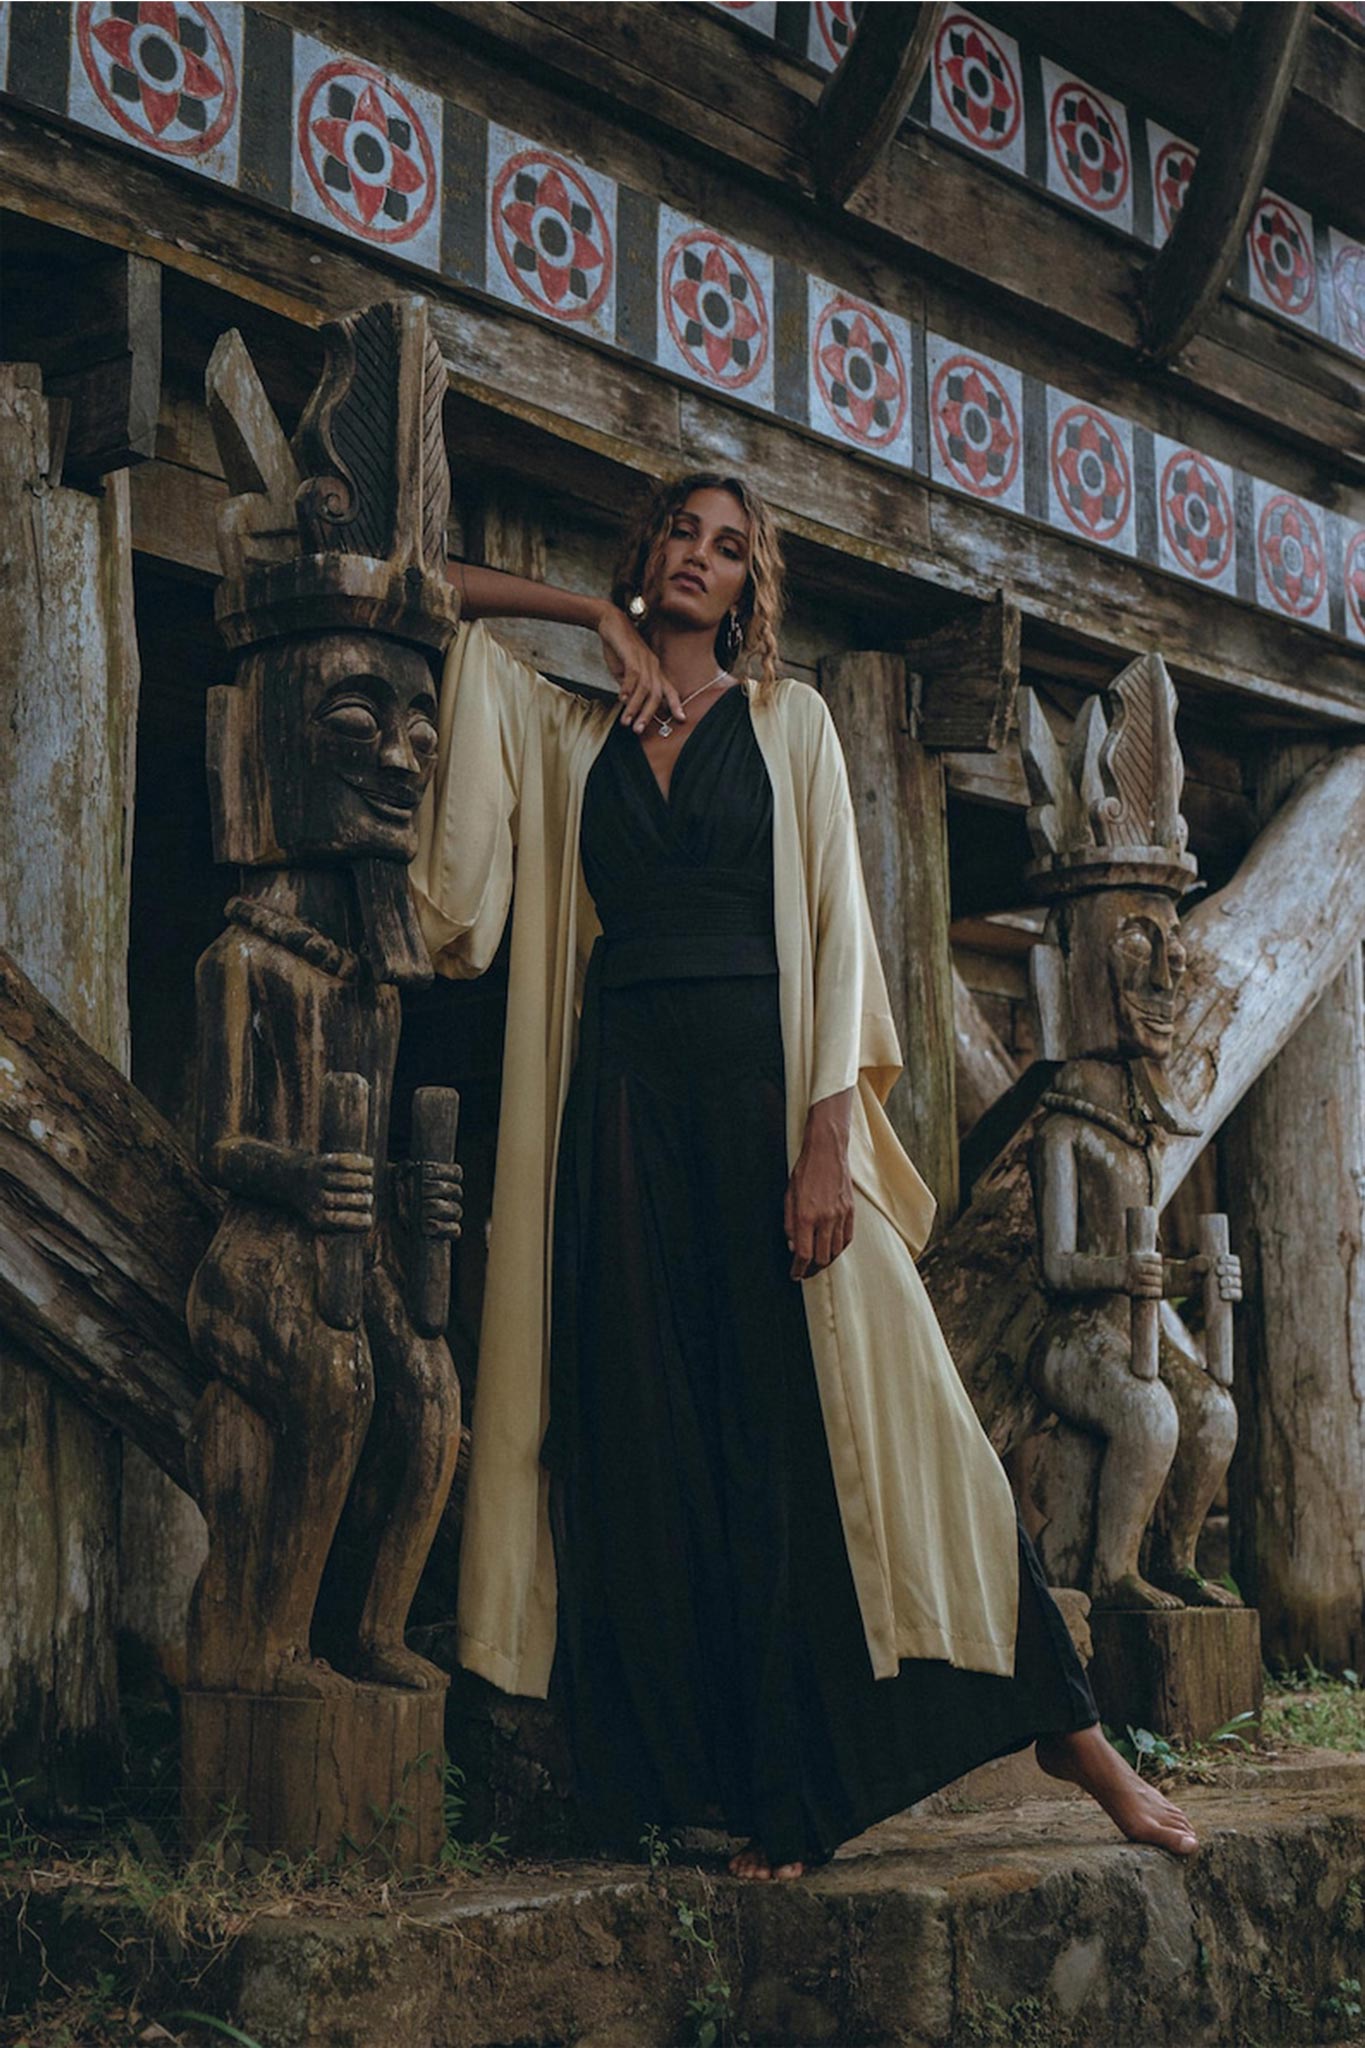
[655,716,674,738]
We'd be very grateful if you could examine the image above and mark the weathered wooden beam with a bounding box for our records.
[1224,742,1365,1674]
[921,741,1365,1454]
[952,962,1019,1134]
[3,249,161,483]
[1142,4,1311,366]
[983,1,1365,245]
[404,0,1365,472]
[4,106,1363,731]
[812,2,942,206]
[822,651,958,1220]
[907,593,1020,753]
[0,947,216,1492]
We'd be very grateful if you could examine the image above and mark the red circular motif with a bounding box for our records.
[811,298,907,451]
[1250,198,1316,318]
[930,352,1020,499]
[76,1,236,156]
[1344,530,1365,637]
[813,1,862,65]
[1159,449,1232,582]
[1257,493,1325,618]
[1049,80,1129,213]
[1334,243,1365,358]
[1153,139,1196,240]
[933,14,1021,154]
[298,58,436,246]
[1050,404,1131,543]
[491,149,612,323]
[662,230,769,390]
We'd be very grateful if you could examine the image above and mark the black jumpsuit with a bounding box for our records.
[547,685,1097,1868]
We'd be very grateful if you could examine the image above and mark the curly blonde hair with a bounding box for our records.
[610,471,786,695]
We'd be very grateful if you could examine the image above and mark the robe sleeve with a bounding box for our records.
[807,695,904,1111]
[410,617,541,979]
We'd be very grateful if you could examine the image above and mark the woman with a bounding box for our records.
[413,472,1199,1877]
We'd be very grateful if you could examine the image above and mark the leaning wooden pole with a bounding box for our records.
[0,945,217,1491]
[921,743,1365,1454]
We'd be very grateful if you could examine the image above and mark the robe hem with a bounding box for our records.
[457,1630,551,1700]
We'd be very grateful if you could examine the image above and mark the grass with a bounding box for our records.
[1262,1661,1365,1754]
[0,1740,508,2048]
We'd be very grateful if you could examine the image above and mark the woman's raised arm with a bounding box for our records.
[445,560,686,731]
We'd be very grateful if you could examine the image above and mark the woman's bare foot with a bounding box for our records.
[727,1841,806,1881]
[1036,1725,1199,1856]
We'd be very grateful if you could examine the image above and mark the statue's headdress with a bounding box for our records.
[203,298,459,986]
[206,295,458,656]
[1018,652,1198,902]
[1022,656,1200,1133]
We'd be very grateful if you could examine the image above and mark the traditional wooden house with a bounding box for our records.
[3,0,1365,1821]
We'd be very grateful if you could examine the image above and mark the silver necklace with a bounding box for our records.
[652,669,730,738]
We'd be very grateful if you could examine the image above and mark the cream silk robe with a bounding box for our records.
[411,619,1020,1699]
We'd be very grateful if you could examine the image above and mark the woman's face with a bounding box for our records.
[651,487,751,634]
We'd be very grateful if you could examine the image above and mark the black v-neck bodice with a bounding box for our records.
[581,685,778,986]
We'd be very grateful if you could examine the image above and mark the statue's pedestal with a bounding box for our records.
[1087,1606,1263,1745]
[181,1681,447,1871]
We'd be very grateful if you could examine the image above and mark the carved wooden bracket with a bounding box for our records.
[1141,3,1311,367]
[811,2,943,206]
[4,250,161,486]
[906,592,1020,753]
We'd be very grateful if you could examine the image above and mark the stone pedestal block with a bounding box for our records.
[182,1682,447,1871]
[1087,1606,1262,1744]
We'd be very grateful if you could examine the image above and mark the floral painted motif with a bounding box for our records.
[491,148,612,322]
[810,0,863,70]
[661,227,769,390]
[1159,449,1233,583]
[1153,137,1196,241]
[1331,238,1365,358]
[1344,529,1365,641]
[297,57,436,244]
[75,0,236,155]
[1050,402,1131,545]
[930,351,1020,499]
[1248,194,1316,322]
[1257,493,1326,619]
[1048,77,1130,214]
[933,13,1022,156]
[811,297,908,451]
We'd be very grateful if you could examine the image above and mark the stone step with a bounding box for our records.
[6,1757,1364,2048]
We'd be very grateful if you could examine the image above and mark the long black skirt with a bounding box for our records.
[549,971,1097,1868]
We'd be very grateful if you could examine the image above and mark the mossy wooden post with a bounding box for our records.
[0,365,137,1802]
[180,300,463,1871]
[1223,741,1365,1674]
[819,650,958,1223]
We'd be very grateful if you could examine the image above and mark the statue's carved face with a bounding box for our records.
[1060,888,1186,1062]
[1108,901,1187,1060]
[238,631,439,863]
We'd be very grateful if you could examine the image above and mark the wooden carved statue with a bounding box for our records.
[182,299,463,1862]
[1021,655,1242,1613]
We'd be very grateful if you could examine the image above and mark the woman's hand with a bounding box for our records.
[785,1090,855,1280]
[595,604,686,733]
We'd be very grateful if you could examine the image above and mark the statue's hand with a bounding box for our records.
[1214,1251,1242,1303]
[299,1150,374,1234]
[414,1159,463,1241]
[1124,1249,1164,1299]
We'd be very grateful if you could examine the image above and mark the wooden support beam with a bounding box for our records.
[4,107,1364,731]
[906,593,1020,753]
[821,651,959,1221]
[3,249,161,483]
[1142,4,1311,366]
[811,2,942,206]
